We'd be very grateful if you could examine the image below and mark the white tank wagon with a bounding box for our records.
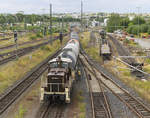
[101,44,111,54]
[40,34,80,103]
[70,32,79,40]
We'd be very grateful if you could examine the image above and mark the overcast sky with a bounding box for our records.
[0,0,150,14]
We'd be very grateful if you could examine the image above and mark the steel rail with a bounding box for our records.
[81,50,150,118]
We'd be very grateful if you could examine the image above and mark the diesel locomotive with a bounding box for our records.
[40,32,80,103]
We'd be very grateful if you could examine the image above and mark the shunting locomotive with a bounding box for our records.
[99,30,111,60]
[40,32,80,103]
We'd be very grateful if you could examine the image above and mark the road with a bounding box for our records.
[114,33,150,49]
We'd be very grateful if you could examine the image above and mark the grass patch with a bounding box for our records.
[86,47,102,63]
[0,32,36,47]
[36,33,43,38]
[29,35,37,40]
[80,32,90,49]
[80,31,102,63]
[15,105,27,118]
[143,65,150,73]
[76,91,86,118]
[145,58,150,64]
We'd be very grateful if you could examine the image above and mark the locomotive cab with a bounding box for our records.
[41,57,73,103]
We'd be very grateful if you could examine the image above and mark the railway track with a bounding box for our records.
[0,49,61,115]
[39,103,65,118]
[81,50,150,118]
[107,34,135,64]
[0,37,12,42]
[0,34,64,51]
[0,38,47,51]
[80,55,113,118]
[0,31,30,42]
[107,34,145,78]
[0,34,67,65]
[0,41,49,65]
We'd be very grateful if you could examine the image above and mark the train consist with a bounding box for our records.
[40,32,80,103]
[99,30,111,60]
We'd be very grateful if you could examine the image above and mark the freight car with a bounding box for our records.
[100,39,111,60]
[40,32,80,103]
[99,30,111,60]
[99,29,106,39]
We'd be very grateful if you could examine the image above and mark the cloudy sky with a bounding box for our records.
[0,0,150,14]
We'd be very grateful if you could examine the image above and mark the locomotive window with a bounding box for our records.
[62,62,68,68]
[50,62,57,68]
[50,62,68,68]
[69,40,75,44]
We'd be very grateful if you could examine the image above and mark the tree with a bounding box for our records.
[6,14,16,24]
[106,13,121,32]
[140,24,148,33]
[16,13,24,22]
[132,26,138,35]
[132,17,145,25]
[0,15,6,24]
[120,17,130,28]
[148,27,150,34]
[127,25,134,34]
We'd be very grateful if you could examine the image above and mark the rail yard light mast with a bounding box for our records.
[59,16,64,48]
[61,16,64,34]
[49,3,53,44]
[81,0,83,32]
[41,8,46,36]
[136,7,141,39]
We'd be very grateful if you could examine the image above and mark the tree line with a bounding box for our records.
[106,13,150,35]
[0,13,80,31]
[0,13,80,24]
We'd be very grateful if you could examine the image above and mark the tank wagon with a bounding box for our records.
[40,32,80,103]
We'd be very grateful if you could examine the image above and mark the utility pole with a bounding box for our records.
[81,0,83,32]
[61,16,64,33]
[41,9,45,27]
[24,16,27,30]
[136,7,140,39]
[49,3,52,44]
[59,17,61,31]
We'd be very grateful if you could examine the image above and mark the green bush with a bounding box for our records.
[36,33,43,38]
[40,46,51,51]
[29,35,37,40]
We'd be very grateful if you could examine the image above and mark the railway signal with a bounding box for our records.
[43,27,47,36]
[59,32,63,47]
[14,30,18,58]
[14,31,17,43]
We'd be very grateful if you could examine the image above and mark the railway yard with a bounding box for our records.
[0,26,149,118]
[1,2,150,117]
